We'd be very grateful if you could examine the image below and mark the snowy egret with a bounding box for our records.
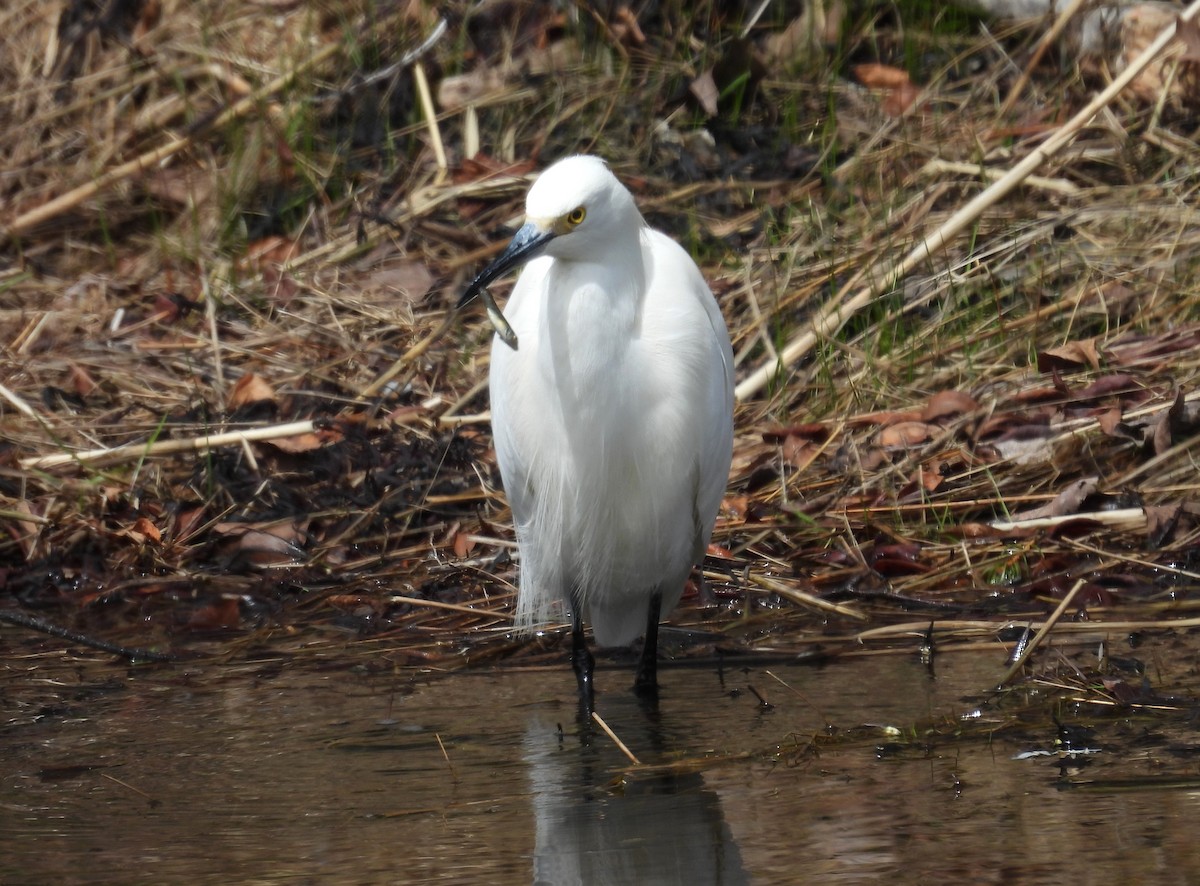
[461,155,734,704]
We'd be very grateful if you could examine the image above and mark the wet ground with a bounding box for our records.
[4,639,1200,885]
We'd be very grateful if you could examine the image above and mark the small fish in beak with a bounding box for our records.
[459,222,558,351]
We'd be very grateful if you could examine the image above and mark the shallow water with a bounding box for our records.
[4,647,1200,884]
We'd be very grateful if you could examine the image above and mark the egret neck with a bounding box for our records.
[543,224,646,414]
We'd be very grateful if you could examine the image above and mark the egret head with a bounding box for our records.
[459,156,641,308]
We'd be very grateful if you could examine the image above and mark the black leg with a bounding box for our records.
[634,592,662,697]
[570,603,595,714]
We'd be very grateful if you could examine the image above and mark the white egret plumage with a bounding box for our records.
[460,155,734,704]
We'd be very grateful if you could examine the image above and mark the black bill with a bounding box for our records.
[457,222,555,309]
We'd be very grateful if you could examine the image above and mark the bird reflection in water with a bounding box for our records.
[522,700,748,885]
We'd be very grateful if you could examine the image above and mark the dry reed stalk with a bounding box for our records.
[748,573,868,621]
[735,0,1200,402]
[857,615,1200,644]
[388,594,512,620]
[1,42,343,244]
[991,507,1147,533]
[18,420,319,470]
[994,0,1091,122]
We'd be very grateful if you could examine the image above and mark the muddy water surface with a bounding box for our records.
[4,645,1200,884]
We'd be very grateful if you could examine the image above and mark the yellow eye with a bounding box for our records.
[566,207,586,226]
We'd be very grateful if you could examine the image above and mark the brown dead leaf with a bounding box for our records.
[186,597,242,631]
[870,543,928,576]
[921,390,979,422]
[947,522,1007,540]
[232,530,304,566]
[262,427,345,453]
[763,3,844,66]
[1088,279,1138,321]
[1142,504,1180,545]
[1010,477,1099,522]
[262,267,301,305]
[1118,4,1200,103]
[455,156,538,183]
[706,542,734,559]
[1075,374,1146,404]
[359,261,434,308]
[1147,390,1185,455]
[723,494,750,520]
[152,291,200,324]
[1176,14,1200,61]
[1009,385,1063,406]
[438,67,510,110]
[915,460,944,492]
[132,516,161,543]
[857,447,890,472]
[174,505,207,543]
[879,421,934,448]
[213,520,307,566]
[991,435,1055,466]
[851,409,924,427]
[1104,677,1157,706]
[689,69,720,117]
[228,373,275,409]
[101,486,126,506]
[141,165,213,207]
[246,236,300,267]
[69,363,98,397]
[327,594,382,612]
[4,499,39,559]
[112,516,161,545]
[132,0,161,43]
[523,38,582,76]
[610,6,646,45]
[1146,503,1182,547]
[853,63,920,115]
[1106,325,1200,367]
[453,529,476,559]
[1095,407,1127,438]
[854,63,910,89]
[782,436,822,473]
[882,80,921,116]
[1037,338,1101,372]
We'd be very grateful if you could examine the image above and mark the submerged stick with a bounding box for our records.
[998,579,1085,686]
[0,611,177,662]
[592,712,641,765]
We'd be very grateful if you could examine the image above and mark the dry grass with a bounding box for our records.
[2,0,1200,727]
